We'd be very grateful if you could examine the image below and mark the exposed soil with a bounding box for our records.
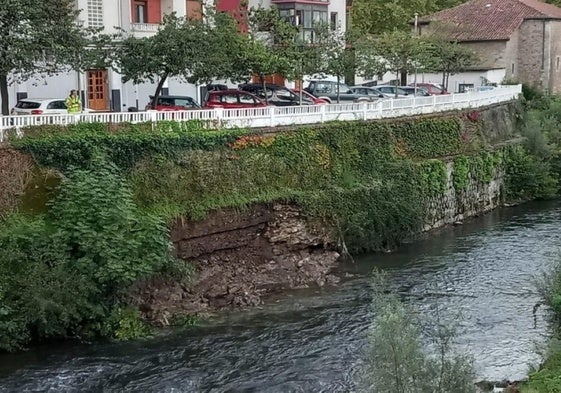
[0,148,33,216]
[127,204,341,325]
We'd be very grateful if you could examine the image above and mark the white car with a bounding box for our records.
[10,98,94,115]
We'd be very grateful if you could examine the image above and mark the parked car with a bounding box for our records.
[291,89,328,105]
[350,86,388,99]
[398,86,430,96]
[10,98,94,115]
[206,83,229,91]
[204,89,267,109]
[375,85,410,98]
[361,80,379,87]
[409,83,449,95]
[145,95,201,111]
[239,83,314,106]
[305,80,373,103]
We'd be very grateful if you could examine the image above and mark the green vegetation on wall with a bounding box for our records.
[11,121,248,171]
[2,99,558,351]
[0,160,187,351]
[518,96,561,393]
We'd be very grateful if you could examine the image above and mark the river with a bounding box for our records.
[1,201,560,392]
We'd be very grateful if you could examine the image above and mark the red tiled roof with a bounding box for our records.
[421,0,561,41]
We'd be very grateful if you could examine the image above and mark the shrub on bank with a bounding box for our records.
[0,160,185,351]
[363,270,476,393]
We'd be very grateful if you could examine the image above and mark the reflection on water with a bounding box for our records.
[0,201,560,392]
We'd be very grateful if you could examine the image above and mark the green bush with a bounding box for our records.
[453,156,470,191]
[49,160,176,291]
[419,160,448,197]
[522,341,561,393]
[0,160,182,351]
[365,270,476,393]
[504,145,558,201]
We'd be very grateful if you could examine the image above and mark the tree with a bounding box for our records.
[358,31,432,97]
[118,14,204,109]
[351,0,465,36]
[117,11,242,108]
[425,37,478,90]
[0,0,89,115]
[312,25,357,103]
[231,6,300,104]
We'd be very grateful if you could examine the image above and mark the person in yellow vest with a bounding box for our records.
[65,90,82,114]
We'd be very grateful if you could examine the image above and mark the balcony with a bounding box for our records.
[131,23,160,32]
[128,0,201,36]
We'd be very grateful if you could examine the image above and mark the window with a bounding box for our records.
[47,101,67,110]
[134,1,148,24]
[330,12,338,31]
[239,94,256,104]
[303,10,312,28]
[87,0,103,27]
[157,97,174,106]
[296,10,303,26]
[511,63,515,75]
[315,82,333,94]
[221,94,239,104]
[557,57,560,72]
[459,83,474,93]
[175,98,196,108]
[15,101,41,109]
[313,11,327,24]
[275,89,297,102]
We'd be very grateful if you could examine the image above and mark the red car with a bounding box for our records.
[146,95,201,111]
[204,90,267,109]
[291,89,328,105]
[409,83,450,95]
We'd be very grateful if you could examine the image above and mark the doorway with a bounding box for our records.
[87,70,108,111]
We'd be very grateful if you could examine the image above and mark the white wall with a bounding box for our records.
[328,0,347,34]
[356,69,507,93]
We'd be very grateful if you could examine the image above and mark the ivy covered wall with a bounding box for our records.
[0,100,554,351]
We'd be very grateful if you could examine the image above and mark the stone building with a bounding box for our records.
[419,0,561,93]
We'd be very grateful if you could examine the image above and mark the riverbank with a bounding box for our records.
[1,99,556,351]
[1,200,558,391]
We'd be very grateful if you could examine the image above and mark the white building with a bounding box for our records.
[4,0,349,112]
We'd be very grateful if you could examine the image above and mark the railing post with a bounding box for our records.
[0,116,4,143]
[213,107,223,127]
[362,102,368,120]
[320,104,326,123]
[269,106,276,127]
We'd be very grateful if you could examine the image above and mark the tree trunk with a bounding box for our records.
[441,72,446,92]
[261,74,268,105]
[1,73,9,116]
[151,73,169,109]
[336,74,341,103]
[400,69,407,87]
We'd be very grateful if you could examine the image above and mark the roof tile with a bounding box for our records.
[421,0,561,41]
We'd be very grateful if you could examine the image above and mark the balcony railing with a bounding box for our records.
[130,23,160,32]
[0,85,522,142]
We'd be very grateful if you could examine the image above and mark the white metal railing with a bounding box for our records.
[0,85,522,142]
[130,23,160,32]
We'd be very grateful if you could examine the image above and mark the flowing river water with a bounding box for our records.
[1,201,561,392]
